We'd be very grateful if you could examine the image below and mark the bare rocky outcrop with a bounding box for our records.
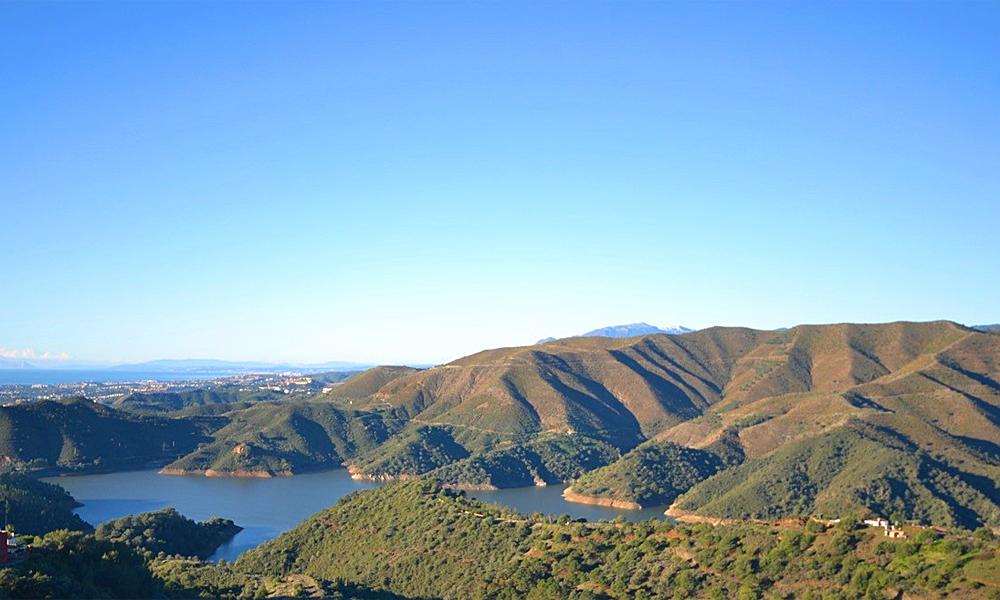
[561,486,643,510]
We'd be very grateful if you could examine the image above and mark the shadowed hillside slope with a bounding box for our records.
[0,398,209,473]
[0,471,92,535]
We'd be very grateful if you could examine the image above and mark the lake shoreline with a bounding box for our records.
[27,459,177,479]
[561,486,644,510]
[159,468,294,478]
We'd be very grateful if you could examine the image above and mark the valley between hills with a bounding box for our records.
[4,320,1000,530]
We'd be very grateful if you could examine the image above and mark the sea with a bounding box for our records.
[0,370,225,386]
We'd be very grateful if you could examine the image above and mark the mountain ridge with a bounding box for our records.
[325,319,1000,527]
[536,322,694,344]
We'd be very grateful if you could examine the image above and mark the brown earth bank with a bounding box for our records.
[562,486,643,510]
[159,468,292,478]
[345,465,420,483]
[665,501,741,525]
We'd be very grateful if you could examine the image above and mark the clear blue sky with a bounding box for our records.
[2,1,998,365]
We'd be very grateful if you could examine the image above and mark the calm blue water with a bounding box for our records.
[0,370,223,385]
[43,469,669,562]
[43,469,379,561]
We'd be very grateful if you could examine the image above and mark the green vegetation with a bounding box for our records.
[150,558,400,599]
[0,478,252,599]
[570,440,731,507]
[739,360,783,391]
[0,530,154,599]
[149,558,270,599]
[0,398,208,473]
[235,481,529,598]
[432,434,621,488]
[95,508,241,559]
[733,414,772,429]
[114,388,293,414]
[222,480,1000,600]
[348,424,470,479]
[0,471,92,535]
[163,402,403,475]
[677,421,1000,528]
[4,475,1000,599]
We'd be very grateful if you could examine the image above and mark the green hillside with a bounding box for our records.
[226,480,1000,600]
[675,420,1000,528]
[0,471,92,535]
[431,433,622,488]
[95,508,241,559]
[569,438,736,508]
[0,398,209,473]
[162,402,404,475]
[0,530,155,599]
[5,474,1000,599]
[347,424,472,480]
[113,388,290,414]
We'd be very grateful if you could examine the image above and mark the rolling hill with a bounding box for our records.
[0,398,210,473]
[228,480,1000,600]
[161,402,406,476]
[324,320,1000,527]
[113,388,294,414]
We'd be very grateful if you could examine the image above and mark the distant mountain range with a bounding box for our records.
[974,324,1000,332]
[536,322,694,344]
[0,358,34,370]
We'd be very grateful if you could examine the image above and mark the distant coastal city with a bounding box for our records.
[0,371,348,406]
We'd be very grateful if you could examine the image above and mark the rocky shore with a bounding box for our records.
[561,486,643,510]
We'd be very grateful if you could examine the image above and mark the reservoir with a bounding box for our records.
[43,469,669,561]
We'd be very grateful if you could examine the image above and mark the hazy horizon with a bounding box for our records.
[3,317,995,368]
[3,2,998,365]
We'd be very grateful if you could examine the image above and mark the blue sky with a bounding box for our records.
[2,1,998,365]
